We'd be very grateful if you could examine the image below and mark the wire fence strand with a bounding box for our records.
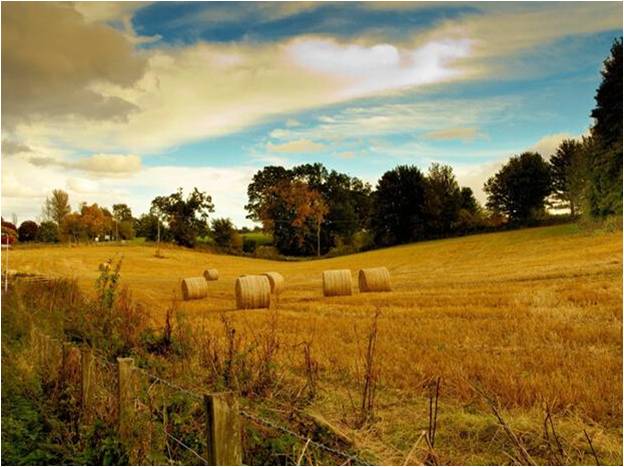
[240,409,368,465]
[162,427,210,465]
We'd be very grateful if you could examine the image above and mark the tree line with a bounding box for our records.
[3,38,620,256]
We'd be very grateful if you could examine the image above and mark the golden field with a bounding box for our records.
[7,224,623,464]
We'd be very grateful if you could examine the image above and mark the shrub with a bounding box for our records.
[255,245,281,260]
[243,237,257,254]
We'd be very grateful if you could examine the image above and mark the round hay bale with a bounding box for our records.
[358,267,391,292]
[181,277,208,301]
[322,269,352,297]
[262,272,284,295]
[235,275,271,309]
[203,268,219,281]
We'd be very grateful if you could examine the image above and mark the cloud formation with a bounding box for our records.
[424,127,482,142]
[1,2,147,127]
[2,139,32,155]
[29,154,141,176]
[267,139,325,153]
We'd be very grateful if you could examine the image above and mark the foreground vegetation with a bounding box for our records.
[4,223,622,464]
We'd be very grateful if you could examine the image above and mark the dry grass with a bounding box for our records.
[7,224,622,464]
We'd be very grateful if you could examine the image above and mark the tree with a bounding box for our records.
[257,179,328,256]
[459,187,480,214]
[17,220,38,242]
[80,203,108,240]
[135,214,170,241]
[151,188,214,247]
[112,204,135,240]
[586,38,623,217]
[424,163,463,238]
[371,165,428,246]
[36,221,59,243]
[211,218,239,249]
[484,152,552,223]
[43,189,71,226]
[246,164,371,255]
[61,212,85,242]
[591,38,622,148]
[549,139,585,216]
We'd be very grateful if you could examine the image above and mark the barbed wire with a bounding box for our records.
[240,409,368,465]
[162,427,210,465]
[133,366,204,402]
[30,327,369,466]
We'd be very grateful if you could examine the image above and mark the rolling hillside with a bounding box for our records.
[6,224,623,464]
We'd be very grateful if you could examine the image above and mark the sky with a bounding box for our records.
[2,1,622,227]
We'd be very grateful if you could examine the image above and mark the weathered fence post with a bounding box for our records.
[204,392,242,465]
[80,347,95,421]
[117,357,136,440]
[62,343,81,384]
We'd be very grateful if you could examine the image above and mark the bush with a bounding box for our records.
[255,245,281,260]
[243,238,257,253]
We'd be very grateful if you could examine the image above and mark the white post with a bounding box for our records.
[4,244,9,292]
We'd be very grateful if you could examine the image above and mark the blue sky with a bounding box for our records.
[2,1,622,226]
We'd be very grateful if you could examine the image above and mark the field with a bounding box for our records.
[7,224,623,464]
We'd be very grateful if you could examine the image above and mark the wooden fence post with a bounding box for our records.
[117,357,136,440]
[62,343,81,384]
[80,348,95,422]
[204,392,242,465]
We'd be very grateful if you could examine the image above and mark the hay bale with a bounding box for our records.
[262,272,284,295]
[203,268,219,281]
[322,269,352,297]
[181,277,208,301]
[358,267,391,292]
[235,275,271,309]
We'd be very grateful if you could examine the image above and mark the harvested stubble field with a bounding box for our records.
[8,224,623,464]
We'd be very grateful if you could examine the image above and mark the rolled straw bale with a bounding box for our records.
[358,267,391,292]
[262,272,284,295]
[181,277,208,301]
[235,275,271,309]
[322,269,352,297]
[203,268,219,281]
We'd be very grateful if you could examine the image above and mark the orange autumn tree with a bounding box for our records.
[259,180,328,256]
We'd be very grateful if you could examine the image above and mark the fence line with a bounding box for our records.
[29,327,366,466]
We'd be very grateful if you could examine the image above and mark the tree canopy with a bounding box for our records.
[151,188,214,247]
[484,152,552,223]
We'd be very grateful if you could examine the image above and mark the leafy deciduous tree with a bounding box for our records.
[17,220,38,242]
[484,152,552,223]
[43,189,71,226]
[151,188,214,247]
[371,165,428,246]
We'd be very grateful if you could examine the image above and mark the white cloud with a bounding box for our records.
[287,37,473,98]
[1,153,259,227]
[66,178,101,194]
[267,139,325,153]
[529,132,575,158]
[11,33,475,154]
